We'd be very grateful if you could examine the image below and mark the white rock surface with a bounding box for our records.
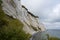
[2,0,46,35]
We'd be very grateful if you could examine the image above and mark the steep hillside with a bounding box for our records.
[0,0,45,40]
[0,0,30,40]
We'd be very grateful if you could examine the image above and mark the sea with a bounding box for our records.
[47,29,60,38]
[30,29,60,40]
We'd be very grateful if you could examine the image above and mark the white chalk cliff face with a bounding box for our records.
[2,0,46,35]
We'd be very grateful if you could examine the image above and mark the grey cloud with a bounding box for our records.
[21,0,60,29]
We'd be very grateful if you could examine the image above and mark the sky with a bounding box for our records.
[21,0,60,29]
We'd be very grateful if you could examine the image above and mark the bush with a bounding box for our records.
[49,37,60,40]
[46,34,60,40]
[0,0,2,5]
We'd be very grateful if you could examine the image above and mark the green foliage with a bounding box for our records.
[46,34,49,40]
[0,0,2,5]
[46,34,60,40]
[49,37,60,40]
[0,3,30,40]
[0,19,8,27]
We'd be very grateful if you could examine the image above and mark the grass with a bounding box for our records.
[49,37,60,40]
[0,0,2,5]
[0,0,31,40]
[46,34,60,40]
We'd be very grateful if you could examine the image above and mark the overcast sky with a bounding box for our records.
[21,0,60,29]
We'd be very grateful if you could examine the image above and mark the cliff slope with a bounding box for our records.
[0,0,45,40]
[2,0,45,34]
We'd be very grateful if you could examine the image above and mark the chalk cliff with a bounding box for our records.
[1,0,46,35]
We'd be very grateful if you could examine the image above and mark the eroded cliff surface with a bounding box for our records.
[1,0,46,35]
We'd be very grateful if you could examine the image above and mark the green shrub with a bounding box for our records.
[49,37,60,40]
[46,34,60,40]
[0,0,2,5]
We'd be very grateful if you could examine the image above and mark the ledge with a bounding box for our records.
[27,11,39,18]
[22,5,28,10]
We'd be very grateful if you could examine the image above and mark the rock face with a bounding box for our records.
[30,31,48,40]
[2,0,46,35]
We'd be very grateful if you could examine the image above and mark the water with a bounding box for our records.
[47,29,60,38]
[30,29,60,40]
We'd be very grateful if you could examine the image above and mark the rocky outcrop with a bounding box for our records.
[1,0,46,35]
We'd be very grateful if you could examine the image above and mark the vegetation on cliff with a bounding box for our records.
[46,34,60,40]
[0,0,30,40]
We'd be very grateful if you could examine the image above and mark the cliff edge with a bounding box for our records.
[0,0,46,40]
